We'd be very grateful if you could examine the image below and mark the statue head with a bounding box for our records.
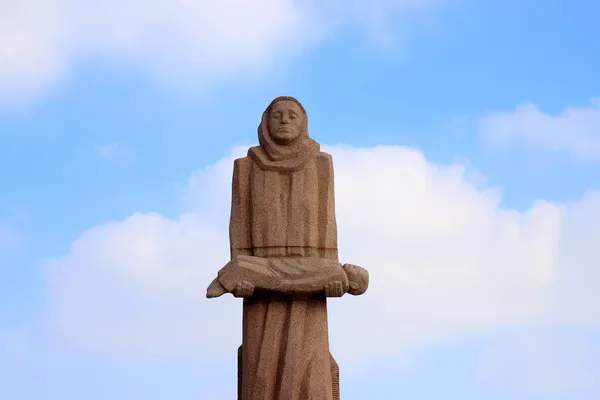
[251,96,318,172]
[265,97,307,145]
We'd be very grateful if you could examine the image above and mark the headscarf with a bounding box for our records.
[248,96,320,172]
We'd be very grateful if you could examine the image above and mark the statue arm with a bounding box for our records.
[209,258,369,299]
[210,256,352,298]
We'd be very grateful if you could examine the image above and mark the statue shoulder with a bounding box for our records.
[316,151,334,172]
[232,156,252,184]
[316,151,333,163]
[233,155,252,170]
[317,150,332,158]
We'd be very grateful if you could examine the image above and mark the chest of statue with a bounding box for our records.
[248,157,321,251]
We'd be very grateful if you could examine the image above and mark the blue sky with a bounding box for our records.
[1,0,600,399]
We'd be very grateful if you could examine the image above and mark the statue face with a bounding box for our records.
[268,100,304,145]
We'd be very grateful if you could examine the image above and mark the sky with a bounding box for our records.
[1,0,600,399]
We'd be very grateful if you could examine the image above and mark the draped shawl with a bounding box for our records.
[248,96,320,173]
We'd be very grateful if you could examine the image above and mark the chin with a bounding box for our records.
[272,132,299,144]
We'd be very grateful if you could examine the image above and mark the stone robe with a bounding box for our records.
[231,151,339,400]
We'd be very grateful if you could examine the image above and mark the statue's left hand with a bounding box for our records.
[232,281,255,298]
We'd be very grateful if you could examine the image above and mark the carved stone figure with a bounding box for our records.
[207,96,369,400]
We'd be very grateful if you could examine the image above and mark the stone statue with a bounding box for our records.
[206,96,369,400]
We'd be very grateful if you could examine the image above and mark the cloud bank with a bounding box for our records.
[478,98,600,161]
[481,330,600,395]
[44,145,600,377]
[0,0,436,108]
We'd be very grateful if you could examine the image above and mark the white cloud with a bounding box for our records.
[542,190,600,325]
[478,98,600,161]
[0,329,31,364]
[95,142,132,161]
[480,331,600,394]
[45,212,236,359]
[43,145,600,369]
[0,0,438,108]
[0,0,68,110]
[0,329,32,398]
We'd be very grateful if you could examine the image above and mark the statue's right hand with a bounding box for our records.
[325,281,345,297]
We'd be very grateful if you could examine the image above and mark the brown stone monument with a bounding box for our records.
[207,96,369,400]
